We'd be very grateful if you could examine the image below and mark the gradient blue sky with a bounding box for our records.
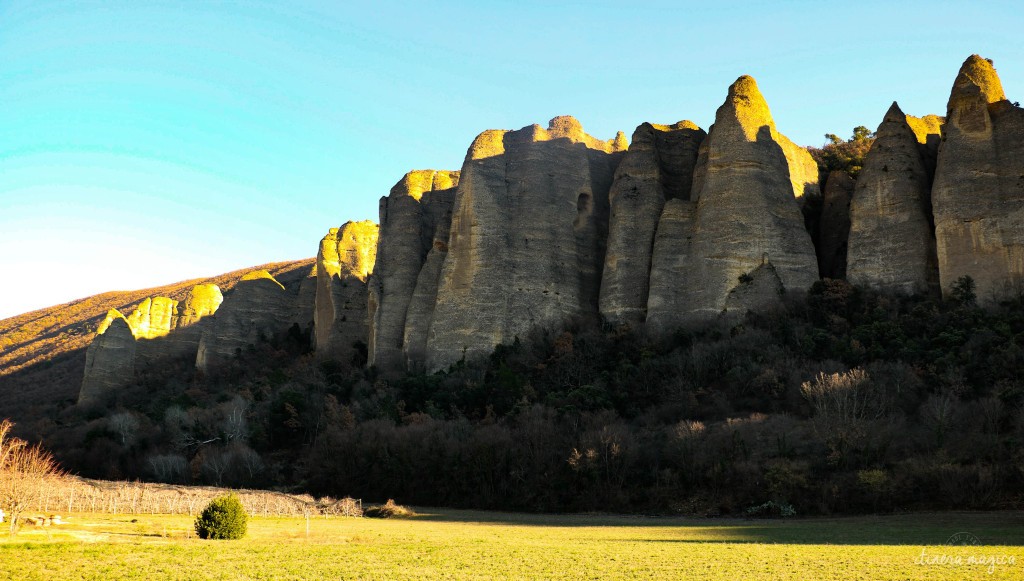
[1,0,1022,319]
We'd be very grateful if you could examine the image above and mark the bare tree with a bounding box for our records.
[108,412,140,446]
[0,419,66,534]
[221,397,249,443]
[147,454,188,483]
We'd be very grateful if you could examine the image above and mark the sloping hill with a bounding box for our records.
[0,258,315,421]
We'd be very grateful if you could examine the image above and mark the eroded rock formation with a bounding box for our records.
[315,220,379,365]
[600,122,706,326]
[818,170,854,279]
[196,271,294,371]
[79,311,137,404]
[425,117,627,370]
[847,103,938,294]
[932,55,1024,301]
[367,171,458,371]
[647,76,818,329]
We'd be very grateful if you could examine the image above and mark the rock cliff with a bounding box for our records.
[425,117,627,370]
[196,271,298,371]
[315,220,379,365]
[367,171,458,371]
[647,76,818,328]
[79,311,136,404]
[932,55,1024,301]
[817,170,854,279]
[600,122,706,326]
[847,103,938,294]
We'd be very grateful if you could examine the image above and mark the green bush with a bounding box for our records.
[745,500,796,518]
[194,494,248,539]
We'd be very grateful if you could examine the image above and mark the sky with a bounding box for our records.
[1,0,1022,320]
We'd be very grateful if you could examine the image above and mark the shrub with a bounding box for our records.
[364,499,415,519]
[745,500,796,518]
[194,494,248,539]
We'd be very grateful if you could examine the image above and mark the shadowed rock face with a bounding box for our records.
[932,55,1024,301]
[79,312,136,404]
[647,76,818,329]
[315,220,379,365]
[196,271,294,371]
[847,102,938,294]
[80,284,226,400]
[367,171,458,371]
[600,121,706,326]
[818,171,854,279]
[425,117,627,371]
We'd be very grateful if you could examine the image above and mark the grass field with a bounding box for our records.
[1,509,1022,580]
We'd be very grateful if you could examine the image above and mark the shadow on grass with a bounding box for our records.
[409,509,1024,546]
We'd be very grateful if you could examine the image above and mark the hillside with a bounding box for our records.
[0,259,314,420]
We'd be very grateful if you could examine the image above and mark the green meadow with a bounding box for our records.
[1,510,1022,580]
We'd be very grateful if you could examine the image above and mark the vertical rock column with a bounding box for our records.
[648,76,818,328]
[932,55,1024,301]
[847,102,938,294]
[315,220,379,365]
[599,121,705,326]
[367,171,458,371]
[79,310,137,403]
[426,117,627,371]
[817,170,854,280]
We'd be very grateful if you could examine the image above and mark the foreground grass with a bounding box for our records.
[2,510,1022,580]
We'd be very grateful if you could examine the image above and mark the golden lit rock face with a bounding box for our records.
[177,284,224,327]
[948,55,1007,118]
[932,55,1024,301]
[126,297,179,339]
[426,117,625,371]
[368,170,459,371]
[647,75,818,328]
[314,220,380,363]
[847,102,938,294]
[600,120,706,326]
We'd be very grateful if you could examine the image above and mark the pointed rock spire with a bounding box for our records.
[933,54,1024,302]
[847,101,937,294]
[721,75,776,141]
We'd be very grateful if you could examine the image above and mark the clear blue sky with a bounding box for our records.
[1,0,1021,319]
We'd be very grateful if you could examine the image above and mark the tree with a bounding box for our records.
[0,419,66,534]
[808,126,876,179]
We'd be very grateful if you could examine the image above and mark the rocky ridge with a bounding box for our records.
[74,54,1024,387]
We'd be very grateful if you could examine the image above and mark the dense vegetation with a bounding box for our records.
[807,126,876,180]
[24,277,1024,516]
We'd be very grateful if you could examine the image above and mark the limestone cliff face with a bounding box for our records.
[847,103,938,294]
[600,121,706,326]
[196,270,294,371]
[646,199,697,335]
[932,55,1024,301]
[80,284,225,400]
[425,117,627,370]
[79,311,136,403]
[126,297,179,339]
[177,284,224,327]
[647,76,818,328]
[315,220,379,364]
[367,171,458,371]
[818,171,854,279]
